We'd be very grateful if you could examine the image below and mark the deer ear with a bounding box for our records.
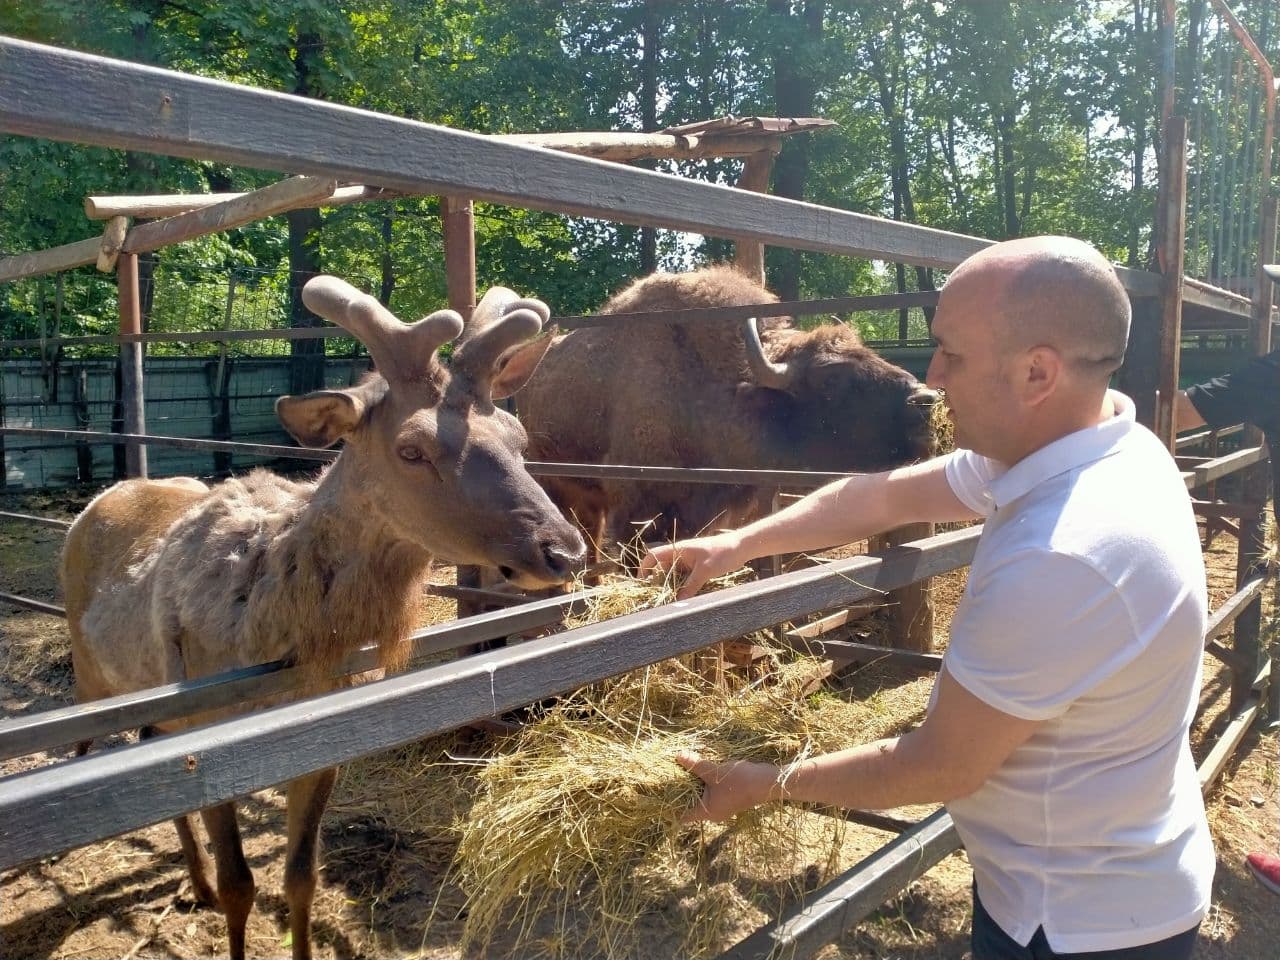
[276,390,366,448]
[490,329,557,400]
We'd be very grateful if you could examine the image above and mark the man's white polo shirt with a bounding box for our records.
[938,390,1214,952]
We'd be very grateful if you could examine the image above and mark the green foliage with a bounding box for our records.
[3,0,1275,354]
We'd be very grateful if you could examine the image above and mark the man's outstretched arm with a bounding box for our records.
[641,456,980,598]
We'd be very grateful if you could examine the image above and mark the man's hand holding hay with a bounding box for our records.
[675,752,784,823]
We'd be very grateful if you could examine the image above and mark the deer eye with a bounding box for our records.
[398,446,425,463]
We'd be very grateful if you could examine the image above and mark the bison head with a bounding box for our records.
[740,318,938,471]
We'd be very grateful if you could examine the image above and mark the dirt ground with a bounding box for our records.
[0,488,1277,960]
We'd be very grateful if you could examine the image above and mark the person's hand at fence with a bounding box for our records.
[639,531,746,600]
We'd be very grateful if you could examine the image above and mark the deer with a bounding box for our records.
[60,275,587,960]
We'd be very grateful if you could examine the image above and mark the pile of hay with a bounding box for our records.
[447,577,931,958]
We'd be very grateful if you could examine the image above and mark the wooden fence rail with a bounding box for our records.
[0,37,1151,289]
[0,527,980,869]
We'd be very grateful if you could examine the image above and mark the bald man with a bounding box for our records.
[643,237,1212,959]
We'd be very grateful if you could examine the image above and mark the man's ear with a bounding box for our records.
[490,329,557,400]
[1023,346,1061,403]
[276,389,368,448]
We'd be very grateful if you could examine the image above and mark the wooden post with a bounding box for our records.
[72,365,93,484]
[0,362,6,491]
[1234,196,1278,716]
[732,148,778,285]
[1117,297,1162,429]
[1155,116,1188,450]
[870,523,936,653]
[443,195,483,622]
[212,274,237,476]
[117,252,147,478]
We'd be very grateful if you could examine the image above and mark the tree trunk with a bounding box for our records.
[998,107,1020,237]
[288,25,327,396]
[768,0,824,301]
[379,207,395,306]
[870,18,936,328]
[638,0,663,273]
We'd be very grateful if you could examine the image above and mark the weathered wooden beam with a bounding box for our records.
[95,215,129,271]
[0,585,605,762]
[1175,423,1243,450]
[732,149,777,284]
[1155,117,1187,449]
[1197,662,1268,793]
[784,604,879,640]
[717,809,961,960]
[1204,573,1267,644]
[121,176,338,254]
[441,195,476,320]
[84,183,381,220]
[0,236,101,283]
[1185,445,1268,488]
[0,38,1144,281]
[498,131,773,161]
[117,252,147,477]
[1189,499,1263,521]
[0,527,981,868]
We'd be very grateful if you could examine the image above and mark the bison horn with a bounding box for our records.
[741,316,793,390]
[451,286,551,392]
[302,275,463,381]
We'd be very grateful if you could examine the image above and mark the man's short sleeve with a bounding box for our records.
[945,548,1139,721]
[943,449,998,518]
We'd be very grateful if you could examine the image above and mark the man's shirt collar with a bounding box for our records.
[986,390,1136,510]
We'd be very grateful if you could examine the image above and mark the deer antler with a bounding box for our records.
[301,275,463,381]
[451,286,551,392]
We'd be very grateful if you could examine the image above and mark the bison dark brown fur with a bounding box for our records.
[494,265,937,557]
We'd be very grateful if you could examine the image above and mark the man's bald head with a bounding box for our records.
[949,236,1131,382]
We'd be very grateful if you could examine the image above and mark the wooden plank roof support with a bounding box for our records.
[121,174,337,253]
[84,183,391,220]
[83,116,832,219]
[0,176,338,283]
[95,215,128,271]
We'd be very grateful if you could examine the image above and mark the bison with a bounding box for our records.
[491,265,938,559]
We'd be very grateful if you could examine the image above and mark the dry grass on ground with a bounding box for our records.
[0,491,1277,960]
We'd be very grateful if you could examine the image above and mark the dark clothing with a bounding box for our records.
[1184,346,1280,530]
[1184,347,1280,435]
[972,886,1200,960]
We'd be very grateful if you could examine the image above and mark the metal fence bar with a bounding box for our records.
[0,294,943,353]
[0,510,72,529]
[0,427,861,485]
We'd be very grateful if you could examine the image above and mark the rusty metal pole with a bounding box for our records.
[1234,197,1278,716]
[1155,117,1188,450]
[117,251,147,478]
[442,196,477,322]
